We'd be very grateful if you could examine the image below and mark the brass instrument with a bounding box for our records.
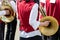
[0,0,16,23]
[39,5,59,36]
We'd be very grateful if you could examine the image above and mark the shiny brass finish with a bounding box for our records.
[0,0,15,23]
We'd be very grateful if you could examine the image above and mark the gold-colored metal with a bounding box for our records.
[0,0,16,23]
[39,5,59,36]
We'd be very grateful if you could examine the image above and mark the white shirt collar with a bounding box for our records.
[40,0,46,3]
[50,0,56,3]
[40,0,56,3]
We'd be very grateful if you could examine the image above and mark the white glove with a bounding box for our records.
[0,10,6,16]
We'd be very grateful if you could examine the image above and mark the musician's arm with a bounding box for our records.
[10,1,17,13]
[10,1,18,19]
[29,3,40,30]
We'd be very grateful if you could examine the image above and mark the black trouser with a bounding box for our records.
[0,22,5,40]
[20,36,42,40]
[5,17,17,40]
[44,26,60,40]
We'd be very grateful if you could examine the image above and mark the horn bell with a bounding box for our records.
[39,16,59,36]
[0,4,16,23]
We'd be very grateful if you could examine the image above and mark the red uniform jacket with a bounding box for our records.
[46,0,60,25]
[17,0,39,33]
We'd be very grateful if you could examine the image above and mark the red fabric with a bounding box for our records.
[40,2,45,7]
[46,0,60,25]
[39,13,43,19]
[17,1,39,33]
[22,0,34,2]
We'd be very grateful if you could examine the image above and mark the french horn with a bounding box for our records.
[39,5,59,36]
[0,0,16,23]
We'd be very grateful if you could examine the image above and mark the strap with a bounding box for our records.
[38,4,46,17]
